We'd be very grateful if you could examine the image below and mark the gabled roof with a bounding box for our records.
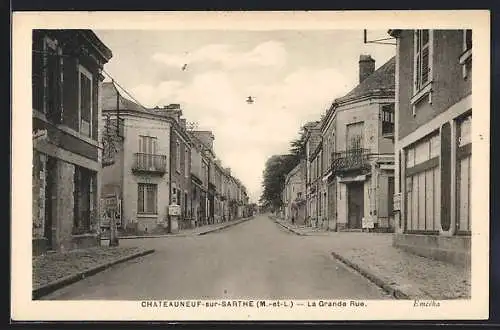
[101,82,149,113]
[334,56,396,104]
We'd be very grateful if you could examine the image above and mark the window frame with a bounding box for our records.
[459,29,473,79]
[78,64,93,138]
[411,29,434,115]
[176,139,181,173]
[137,183,158,215]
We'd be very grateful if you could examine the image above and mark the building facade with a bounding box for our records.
[326,55,396,232]
[304,121,322,227]
[32,29,113,255]
[389,29,472,266]
[164,105,192,231]
[283,161,307,225]
[101,85,173,235]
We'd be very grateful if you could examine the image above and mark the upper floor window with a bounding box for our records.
[414,30,433,92]
[460,29,472,79]
[381,103,395,135]
[33,36,63,122]
[346,122,364,150]
[79,65,93,137]
[139,135,157,154]
[176,140,181,173]
[185,149,189,178]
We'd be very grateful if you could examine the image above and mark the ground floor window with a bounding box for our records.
[138,183,157,214]
[73,166,97,234]
[456,113,472,233]
[405,133,440,232]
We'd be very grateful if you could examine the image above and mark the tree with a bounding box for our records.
[289,125,307,161]
[259,154,298,210]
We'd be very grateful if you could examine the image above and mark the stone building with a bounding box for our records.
[32,29,113,255]
[322,55,396,232]
[283,160,307,225]
[389,29,472,266]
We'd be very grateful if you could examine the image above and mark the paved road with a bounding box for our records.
[42,215,392,300]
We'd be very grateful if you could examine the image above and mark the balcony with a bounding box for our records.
[331,148,371,174]
[132,153,167,175]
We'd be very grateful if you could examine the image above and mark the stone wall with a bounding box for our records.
[54,160,76,252]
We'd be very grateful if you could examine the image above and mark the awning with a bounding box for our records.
[338,174,367,183]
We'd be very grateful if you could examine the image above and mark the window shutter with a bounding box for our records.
[92,76,99,140]
[421,46,430,84]
[62,57,79,130]
[46,47,62,123]
[32,34,44,112]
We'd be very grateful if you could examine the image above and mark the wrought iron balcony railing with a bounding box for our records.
[132,153,167,175]
[331,148,371,174]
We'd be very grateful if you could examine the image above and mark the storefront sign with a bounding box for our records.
[169,204,181,216]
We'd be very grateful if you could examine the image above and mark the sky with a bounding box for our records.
[94,29,396,202]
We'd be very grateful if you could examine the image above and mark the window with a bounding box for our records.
[382,104,395,135]
[138,136,158,169]
[176,140,181,173]
[138,183,157,214]
[73,167,96,233]
[414,30,432,92]
[346,122,364,150]
[79,65,93,137]
[185,149,189,177]
[404,134,440,233]
[456,114,472,233]
[460,29,473,78]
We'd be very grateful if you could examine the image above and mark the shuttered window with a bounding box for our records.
[79,66,93,137]
[414,30,432,92]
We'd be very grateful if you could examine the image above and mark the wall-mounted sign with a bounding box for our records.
[101,195,122,227]
[169,204,181,216]
[393,193,401,211]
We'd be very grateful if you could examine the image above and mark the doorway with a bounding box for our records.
[347,182,364,229]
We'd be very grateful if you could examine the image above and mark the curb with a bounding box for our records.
[330,251,411,299]
[198,216,254,236]
[33,249,155,300]
[112,217,255,240]
[269,217,305,236]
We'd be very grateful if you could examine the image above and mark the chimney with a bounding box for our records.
[359,55,375,83]
[154,104,183,122]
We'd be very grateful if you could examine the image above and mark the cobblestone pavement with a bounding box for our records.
[274,217,471,299]
[33,246,148,290]
[40,215,391,300]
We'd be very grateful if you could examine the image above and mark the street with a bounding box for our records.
[42,215,392,300]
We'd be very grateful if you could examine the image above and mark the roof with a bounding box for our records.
[334,56,396,104]
[101,82,149,113]
[286,161,305,182]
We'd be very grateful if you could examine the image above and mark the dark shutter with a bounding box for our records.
[46,46,62,123]
[62,57,79,130]
[32,33,44,112]
[92,76,99,140]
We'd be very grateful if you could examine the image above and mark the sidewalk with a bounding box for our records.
[271,216,471,299]
[108,216,254,240]
[33,246,155,299]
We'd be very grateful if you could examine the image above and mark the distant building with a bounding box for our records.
[283,161,307,225]
[32,29,113,255]
[304,121,322,227]
[389,29,472,266]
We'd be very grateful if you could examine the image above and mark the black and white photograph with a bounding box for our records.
[12,10,490,321]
